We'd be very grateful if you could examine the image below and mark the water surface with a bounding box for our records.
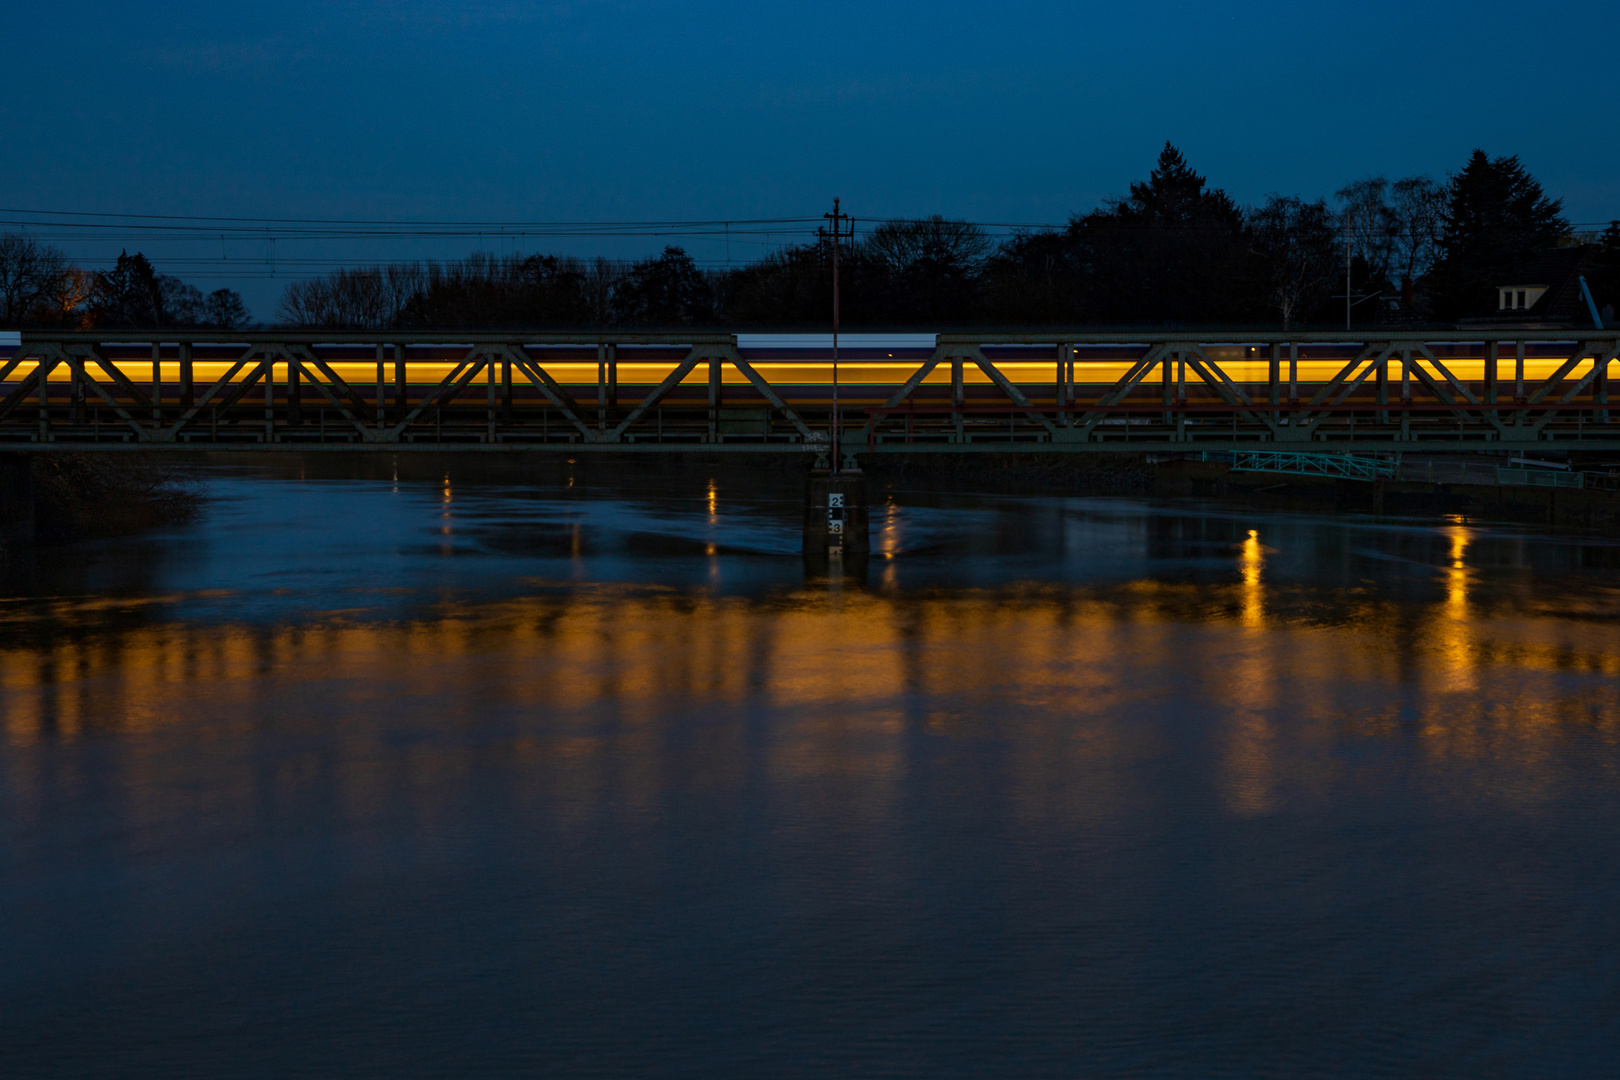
[3,463,1619,1077]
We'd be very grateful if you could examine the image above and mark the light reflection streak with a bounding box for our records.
[439,474,453,548]
[1241,529,1264,628]
[1435,523,1476,695]
[4,580,1617,774]
[705,481,720,567]
[1222,528,1275,815]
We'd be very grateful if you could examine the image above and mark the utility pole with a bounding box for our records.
[803,197,869,561]
[1345,226,1352,331]
[822,198,854,473]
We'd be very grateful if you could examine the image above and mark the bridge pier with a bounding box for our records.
[0,454,35,548]
[804,467,869,558]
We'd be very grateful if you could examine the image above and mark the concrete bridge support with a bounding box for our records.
[0,454,35,548]
[804,468,869,558]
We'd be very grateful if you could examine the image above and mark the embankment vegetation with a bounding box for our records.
[30,455,203,543]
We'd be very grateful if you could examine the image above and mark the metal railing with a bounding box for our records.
[1227,450,1399,481]
[1498,468,1585,489]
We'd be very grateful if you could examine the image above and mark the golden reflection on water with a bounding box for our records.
[439,475,454,549]
[1241,529,1264,629]
[4,574,1620,817]
[1223,529,1276,815]
[1436,524,1475,697]
[705,480,720,560]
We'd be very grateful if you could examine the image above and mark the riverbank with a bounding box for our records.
[0,453,203,548]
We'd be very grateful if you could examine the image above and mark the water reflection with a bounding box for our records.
[5,468,1620,1075]
[6,559,1620,785]
[1241,527,1264,627]
[1439,523,1475,694]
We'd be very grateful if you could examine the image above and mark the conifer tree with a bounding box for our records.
[610,246,714,325]
[1068,143,1259,324]
[1430,150,1568,318]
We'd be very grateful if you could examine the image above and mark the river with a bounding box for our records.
[3,457,1618,1077]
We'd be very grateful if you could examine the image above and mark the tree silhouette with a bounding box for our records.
[611,246,714,325]
[1249,195,1340,328]
[980,228,1087,325]
[1069,143,1259,324]
[1430,150,1568,318]
[90,251,166,327]
[0,234,69,326]
[203,289,251,329]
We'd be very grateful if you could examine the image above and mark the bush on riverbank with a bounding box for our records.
[31,455,203,542]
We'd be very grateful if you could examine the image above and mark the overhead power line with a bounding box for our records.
[3,207,1612,288]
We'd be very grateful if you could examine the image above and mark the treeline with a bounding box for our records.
[0,246,250,330]
[275,146,1615,330]
[6,144,1616,331]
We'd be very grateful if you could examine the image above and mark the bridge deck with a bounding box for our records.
[3,331,1618,454]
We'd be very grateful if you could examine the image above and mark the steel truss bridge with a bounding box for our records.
[3,330,1620,456]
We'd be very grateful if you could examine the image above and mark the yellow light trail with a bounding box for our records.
[5,357,1589,391]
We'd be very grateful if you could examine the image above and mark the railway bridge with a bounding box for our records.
[4,330,1619,458]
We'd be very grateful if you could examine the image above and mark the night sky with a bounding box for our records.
[4,0,1616,318]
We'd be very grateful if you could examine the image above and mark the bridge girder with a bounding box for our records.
[3,331,1618,453]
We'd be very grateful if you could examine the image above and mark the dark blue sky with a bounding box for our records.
[5,0,1616,318]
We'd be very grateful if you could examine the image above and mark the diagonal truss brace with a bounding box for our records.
[720,346,814,439]
[1180,346,1280,435]
[1294,344,1389,429]
[1527,343,1620,435]
[165,344,266,439]
[1403,344,1487,428]
[1076,344,1171,436]
[386,347,491,440]
[1524,344,1597,408]
[606,346,704,442]
[287,345,378,439]
[860,348,945,441]
[501,345,595,440]
[0,345,45,424]
[63,347,153,439]
[967,347,1061,437]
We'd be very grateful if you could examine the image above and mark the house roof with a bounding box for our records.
[1466,246,1599,328]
